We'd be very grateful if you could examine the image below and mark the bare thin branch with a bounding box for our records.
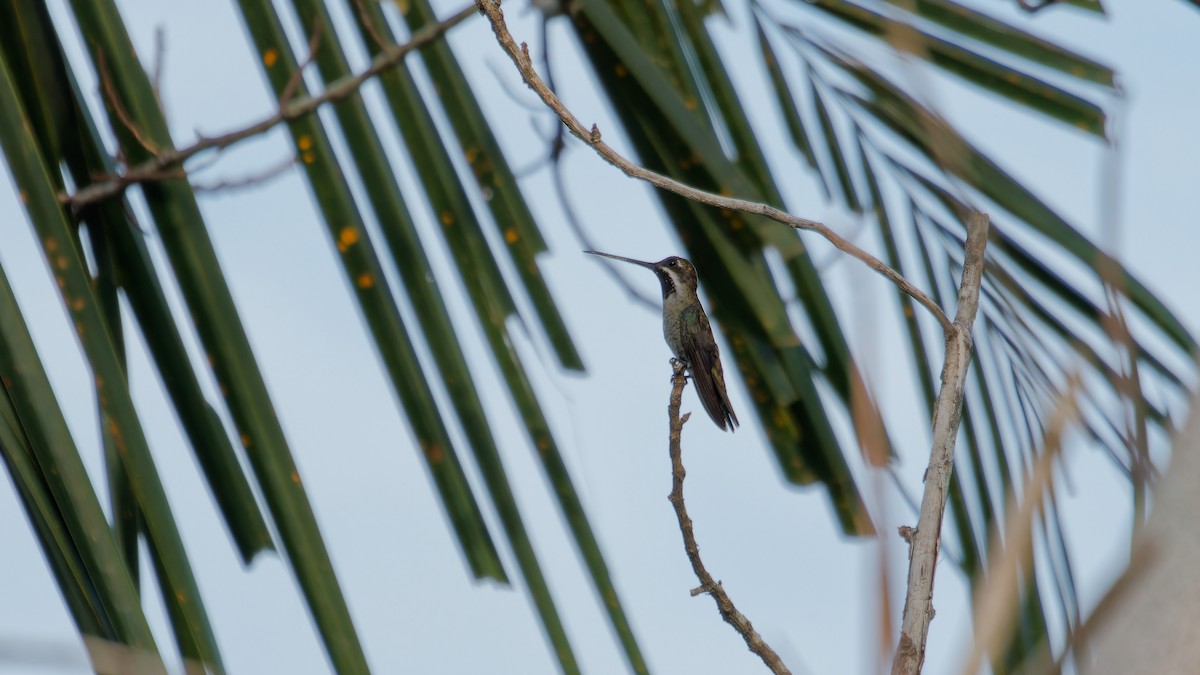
[65,4,476,210]
[96,50,160,156]
[892,212,989,675]
[555,174,659,310]
[667,360,792,675]
[191,155,298,193]
[278,18,325,109]
[351,0,390,51]
[474,0,952,333]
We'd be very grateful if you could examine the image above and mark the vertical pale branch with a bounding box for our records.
[892,213,990,675]
[667,360,792,675]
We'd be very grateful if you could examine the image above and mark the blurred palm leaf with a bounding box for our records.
[0,0,1191,672]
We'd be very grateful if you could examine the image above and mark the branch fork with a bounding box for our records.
[891,213,990,675]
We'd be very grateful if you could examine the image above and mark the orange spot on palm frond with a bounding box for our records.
[356,273,374,289]
[263,49,278,67]
[337,226,358,252]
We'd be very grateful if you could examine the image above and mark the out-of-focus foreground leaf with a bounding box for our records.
[0,36,223,671]
[0,0,275,567]
[63,0,376,670]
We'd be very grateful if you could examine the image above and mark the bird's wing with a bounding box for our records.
[679,305,739,432]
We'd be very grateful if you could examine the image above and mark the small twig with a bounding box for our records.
[65,4,476,210]
[667,360,792,675]
[279,18,325,109]
[474,0,952,333]
[891,212,989,675]
[538,13,567,164]
[485,59,552,117]
[96,50,160,156]
[554,170,659,311]
[191,154,298,192]
[351,0,390,51]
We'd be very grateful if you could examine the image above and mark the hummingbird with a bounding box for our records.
[586,251,739,432]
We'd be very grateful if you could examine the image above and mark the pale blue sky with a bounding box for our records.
[1,1,1198,674]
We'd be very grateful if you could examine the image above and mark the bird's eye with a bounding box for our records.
[669,260,677,267]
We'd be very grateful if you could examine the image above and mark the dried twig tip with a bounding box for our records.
[589,124,601,143]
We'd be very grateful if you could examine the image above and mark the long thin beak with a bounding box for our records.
[584,250,656,270]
